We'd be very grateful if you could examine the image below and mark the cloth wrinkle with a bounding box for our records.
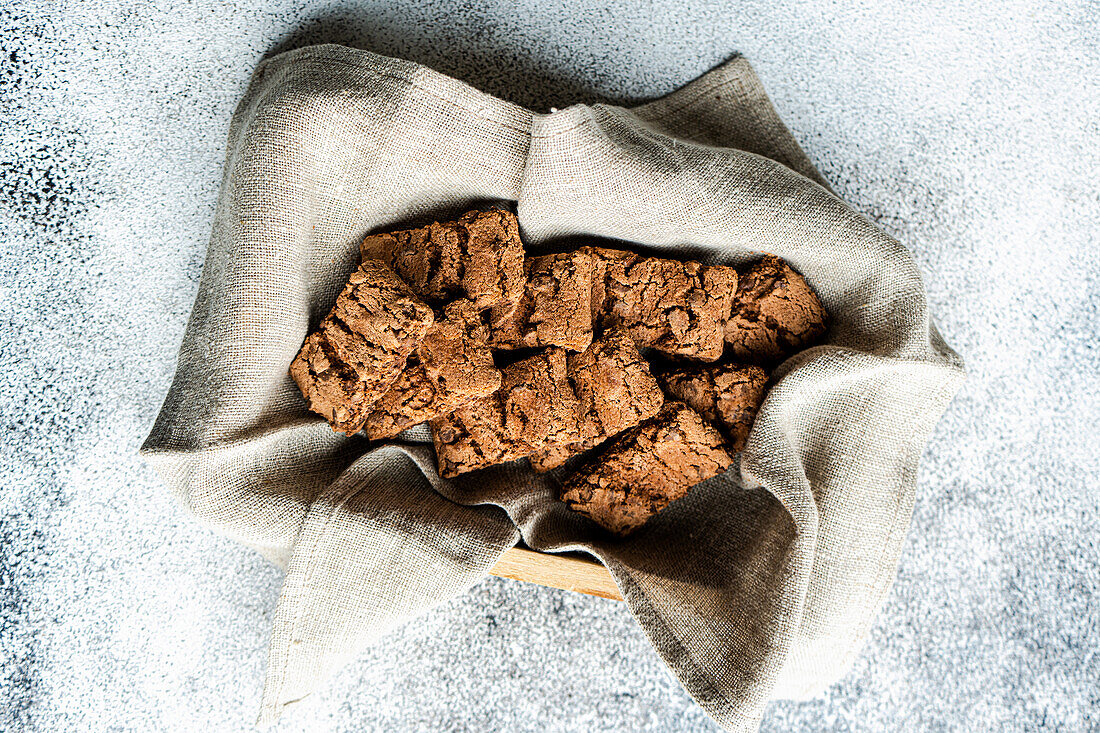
[141,44,964,731]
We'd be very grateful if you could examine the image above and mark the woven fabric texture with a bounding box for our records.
[141,44,964,731]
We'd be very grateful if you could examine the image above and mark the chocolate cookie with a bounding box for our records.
[559,402,733,536]
[725,254,828,362]
[659,363,768,451]
[361,207,525,311]
[488,249,599,352]
[364,299,500,440]
[290,260,435,434]
[529,329,664,472]
[589,247,738,362]
[430,347,581,478]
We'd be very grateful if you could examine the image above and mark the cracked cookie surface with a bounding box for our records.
[529,329,664,472]
[559,401,733,536]
[589,247,737,362]
[659,363,769,452]
[364,299,500,440]
[430,347,580,478]
[488,249,598,352]
[725,254,828,362]
[361,207,525,311]
[289,332,374,434]
[289,260,435,435]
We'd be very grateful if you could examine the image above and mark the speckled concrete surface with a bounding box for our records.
[1,2,1098,731]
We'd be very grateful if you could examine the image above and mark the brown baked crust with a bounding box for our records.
[362,361,439,440]
[360,208,525,311]
[289,260,435,434]
[288,332,374,434]
[488,250,597,352]
[559,402,733,536]
[430,347,581,477]
[364,299,501,440]
[418,299,499,403]
[587,247,737,361]
[527,442,579,474]
[501,346,580,450]
[528,329,664,472]
[659,363,769,452]
[724,254,828,362]
[458,208,527,311]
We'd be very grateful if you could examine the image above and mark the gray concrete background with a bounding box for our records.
[2,1,1098,731]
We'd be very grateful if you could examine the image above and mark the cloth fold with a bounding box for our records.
[141,44,964,731]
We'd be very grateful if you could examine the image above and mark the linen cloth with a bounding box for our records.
[141,44,964,731]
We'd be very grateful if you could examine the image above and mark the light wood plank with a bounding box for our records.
[489,547,623,601]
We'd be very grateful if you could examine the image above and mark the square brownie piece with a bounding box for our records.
[360,207,525,311]
[488,249,598,352]
[290,260,435,435]
[559,402,733,536]
[725,254,828,362]
[528,329,664,472]
[659,363,769,452]
[500,346,581,450]
[588,247,738,362]
[430,347,581,478]
[364,299,501,440]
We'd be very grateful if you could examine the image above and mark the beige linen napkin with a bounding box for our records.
[142,44,964,731]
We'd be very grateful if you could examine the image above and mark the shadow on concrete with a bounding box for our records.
[265,7,643,111]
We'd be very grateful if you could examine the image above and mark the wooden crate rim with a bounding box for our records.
[488,546,622,601]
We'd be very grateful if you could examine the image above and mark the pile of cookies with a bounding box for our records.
[291,208,828,536]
